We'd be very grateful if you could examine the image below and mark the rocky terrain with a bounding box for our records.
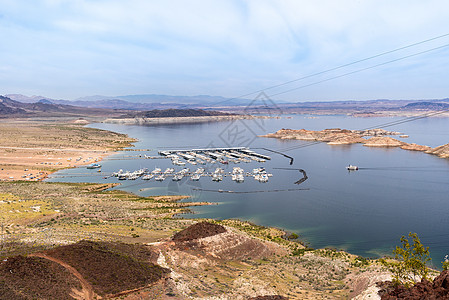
[1,177,442,299]
[0,241,169,299]
[0,178,394,299]
[0,220,395,299]
[380,270,449,299]
[263,128,449,160]
[262,128,401,144]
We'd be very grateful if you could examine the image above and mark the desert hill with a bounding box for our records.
[121,108,234,118]
[1,220,390,299]
[0,223,292,299]
[0,240,169,299]
[0,95,123,118]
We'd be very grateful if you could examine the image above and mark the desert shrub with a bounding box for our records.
[442,255,449,271]
[381,232,431,287]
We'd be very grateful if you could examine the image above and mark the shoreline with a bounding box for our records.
[0,119,136,182]
[103,114,268,125]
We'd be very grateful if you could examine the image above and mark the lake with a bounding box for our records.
[47,114,449,269]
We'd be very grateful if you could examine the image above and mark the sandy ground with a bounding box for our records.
[0,147,110,181]
[0,119,135,181]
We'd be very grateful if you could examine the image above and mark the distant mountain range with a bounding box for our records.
[0,95,124,118]
[4,93,449,114]
[0,95,235,119]
[5,93,256,110]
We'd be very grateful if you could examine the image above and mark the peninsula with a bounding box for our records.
[103,108,257,125]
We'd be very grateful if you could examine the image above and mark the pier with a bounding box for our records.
[157,147,271,163]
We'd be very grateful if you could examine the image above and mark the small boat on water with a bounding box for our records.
[86,163,101,169]
[258,173,268,182]
[164,168,175,174]
[172,174,183,181]
[235,174,245,183]
[176,161,186,166]
[252,167,265,174]
[142,174,154,180]
[346,165,358,171]
[212,174,223,181]
[151,168,162,174]
[155,175,166,181]
[191,174,201,181]
[128,174,139,180]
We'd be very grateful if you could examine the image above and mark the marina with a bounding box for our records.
[158,147,271,165]
[95,147,274,184]
[108,166,273,183]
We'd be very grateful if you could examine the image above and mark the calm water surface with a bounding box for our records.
[47,115,449,268]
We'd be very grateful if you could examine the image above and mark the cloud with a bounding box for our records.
[1,0,449,100]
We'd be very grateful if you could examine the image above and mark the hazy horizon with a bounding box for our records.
[2,1,449,102]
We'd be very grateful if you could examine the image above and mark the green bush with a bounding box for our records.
[381,232,431,287]
[443,255,449,271]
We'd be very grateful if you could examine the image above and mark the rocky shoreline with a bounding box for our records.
[103,114,262,125]
[262,128,449,159]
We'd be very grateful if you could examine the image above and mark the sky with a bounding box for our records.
[1,0,449,102]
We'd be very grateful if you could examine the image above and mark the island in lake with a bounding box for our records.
[262,128,449,159]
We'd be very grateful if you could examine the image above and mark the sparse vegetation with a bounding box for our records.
[0,118,400,299]
[0,181,198,258]
[381,232,431,287]
[443,255,449,271]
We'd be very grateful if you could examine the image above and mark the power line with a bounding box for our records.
[180,32,449,109]
[252,33,449,97]
[268,43,449,99]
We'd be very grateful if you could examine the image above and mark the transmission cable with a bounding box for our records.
[178,33,449,109]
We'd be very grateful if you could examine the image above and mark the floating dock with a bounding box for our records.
[158,147,271,161]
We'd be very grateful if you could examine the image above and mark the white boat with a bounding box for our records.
[258,174,268,183]
[128,174,139,180]
[232,167,243,174]
[112,169,123,177]
[152,168,162,174]
[87,163,101,169]
[180,168,190,174]
[164,168,175,174]
[191,174,201,181]
[252,167,265,174]
[142,174,154,180]
[212,174,223,181]
[346,165,358,171]
[195,168,205,174]
[155,175,166,181]
[235,174,245,183]
[172,174,183,181]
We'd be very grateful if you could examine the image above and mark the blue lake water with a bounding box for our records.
[47,114,449,269]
